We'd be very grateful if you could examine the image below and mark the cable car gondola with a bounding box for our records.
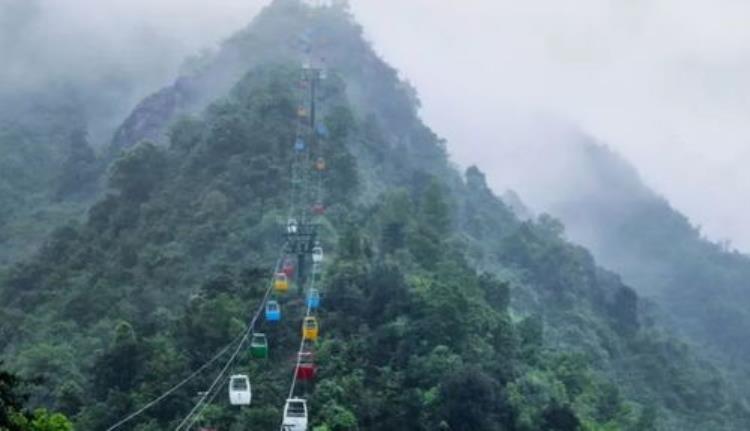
[319,57,328,80]
[282,258,295,278]
[250,333,268,359]
[265,300,281,322]
[311,203,325,216]
[294,137,305,152]
[287,218,299,234]
[296,351,317,381]
[282,398,308,431]
[302,317,319,342]
[307,289,320,310]
[315,157,326,171]
[275,273,289,293]
[311,246,323,265]
[228,375,251,406]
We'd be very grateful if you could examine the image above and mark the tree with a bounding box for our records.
[0,363,73,431]
[16,409,73,431]
[109,142,167,202]
[479,273,510,312]
[541,403,581,431]
[378,190,413,254]
[92,322,142,398]
[609,286,639,336]
[168,116,204,153]
[1,363,26,430]
[438,367,510,431]
[421,180,451,233]
[56,129,98,199]
[319,402,358,431]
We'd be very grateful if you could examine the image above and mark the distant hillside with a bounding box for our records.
[0,0,191,268]
[494,127,750,403]
[0,86,100,267]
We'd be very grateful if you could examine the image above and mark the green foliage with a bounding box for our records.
[0,96,94,268]
[15,409,74,431]
[544,140,750,413]
[109,142,167,202]
[55,129,99,200]
[0,364,73,431]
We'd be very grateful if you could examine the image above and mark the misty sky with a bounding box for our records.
[349,0,750,251]
[3,0,750,250]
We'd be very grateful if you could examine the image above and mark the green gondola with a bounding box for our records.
[250,333,268,359]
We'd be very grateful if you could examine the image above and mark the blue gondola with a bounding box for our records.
[307,289,320,310]
[265,300,281,322]
[294,137,305,152]
[316,123,328,137]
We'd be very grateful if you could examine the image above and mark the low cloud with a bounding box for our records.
[350,0,750,250]
[3,0,749,249]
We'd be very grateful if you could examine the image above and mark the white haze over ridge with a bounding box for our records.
[348,0,750,251]
[3,0,750,250]
[0,0,264,89]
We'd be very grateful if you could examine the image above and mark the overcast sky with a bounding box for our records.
[4,0,750,250]
[348,0,750,251]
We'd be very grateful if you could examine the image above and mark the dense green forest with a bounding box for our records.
[2,1,749,430]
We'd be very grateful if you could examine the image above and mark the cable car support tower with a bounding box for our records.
[287,57,326,288]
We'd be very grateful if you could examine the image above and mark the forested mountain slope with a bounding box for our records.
[517,135,750,401]
[1,1,747,430]
[0,0,188,269]
[0,86,102,268]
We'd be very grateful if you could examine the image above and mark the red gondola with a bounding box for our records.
[296,351,317,381]
[312,203,325,215]
[282,258,295,278]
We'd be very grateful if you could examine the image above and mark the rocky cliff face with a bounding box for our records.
[110,77,196,151]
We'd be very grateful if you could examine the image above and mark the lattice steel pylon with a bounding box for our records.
[287,54,327,287]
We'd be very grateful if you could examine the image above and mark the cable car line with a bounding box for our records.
[177,55,328,429]
[107,243,288,431]
[273,52,330,431]
[183,374,230,431]
[278,274,317,431]
[105,332,243,431]
[174,248,289,431]
[108,45,330,430]
[106,243,288,431]
[288,278,316,401]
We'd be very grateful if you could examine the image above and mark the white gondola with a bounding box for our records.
[312,246,323,264]
[287,218,298,235]
[282,398,308,431]
[228,375,251,406]
[319,57,328,80]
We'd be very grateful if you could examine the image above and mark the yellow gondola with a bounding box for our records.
[315,157,326,171]
[297,106,309,118]
[302,316,319,342]
[274,273,289,293]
